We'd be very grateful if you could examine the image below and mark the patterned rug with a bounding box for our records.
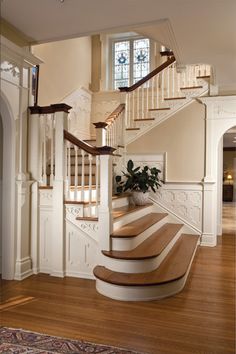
[0,327,143,354]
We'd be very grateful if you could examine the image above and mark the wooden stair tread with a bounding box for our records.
[112,193,130,200]
[111,212,168,238]
[126,128,140,131]
[112,203,153,220]
[103,223,183,260]
[164,97,186,100]
[196,75,210,79]
[76,216,98,221]
[134,118,155,121]
[64,193,130,205]
[149,108,170,111]
[94,234,199,286]
[180,86,203,90]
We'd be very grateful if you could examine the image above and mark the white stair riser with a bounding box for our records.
[113,204,154,231]
[95,242,198,301]
[112,196,130,209]
[101,228,182,273]
[112,214,170,251]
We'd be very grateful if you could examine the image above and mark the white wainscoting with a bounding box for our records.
[151,183,203,232]
[126,153,166,181]
[61,87,92,140]
[65,220,98,279]
[39,189,53,273]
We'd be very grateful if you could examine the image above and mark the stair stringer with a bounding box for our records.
[125,84,209,145]
[149,195,201,236]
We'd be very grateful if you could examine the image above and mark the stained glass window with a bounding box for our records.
[112,38,150,89]
[113,41,130,89]
[133,38,150,83]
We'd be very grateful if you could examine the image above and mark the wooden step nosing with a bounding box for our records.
[103,224,183,260]
[148,108,170,111]
[111,212,168,237]
[134,118,155,121]
[126,128,140,131]
[180,86,203,90]
[164,97,186,100]
[94,235,199,287]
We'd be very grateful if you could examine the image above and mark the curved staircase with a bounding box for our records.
[93,200,199,301]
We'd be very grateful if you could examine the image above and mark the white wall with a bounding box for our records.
[33,37,92,106]
[127,101,205,182]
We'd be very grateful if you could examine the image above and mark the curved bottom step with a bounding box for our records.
[94,234,199,301]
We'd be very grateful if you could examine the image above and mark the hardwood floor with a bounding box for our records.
[1,234,235,354]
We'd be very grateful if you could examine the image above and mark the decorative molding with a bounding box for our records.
[126,153,165,180]
[65,221,98,279]
[151,183,203,231]
[65,204,84,222]
[39,189,53,207]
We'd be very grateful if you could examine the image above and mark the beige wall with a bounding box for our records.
[33,37,91,105]
[90,35,101,92]
[127,101,205,182]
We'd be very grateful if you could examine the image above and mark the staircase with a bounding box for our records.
[29,56,210,301]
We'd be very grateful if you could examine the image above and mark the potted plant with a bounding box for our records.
[115,159,162,205]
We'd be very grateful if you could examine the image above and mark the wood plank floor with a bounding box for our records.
[1,234,235,354]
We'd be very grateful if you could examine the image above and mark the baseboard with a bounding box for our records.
[14,257,33,280]
[65,270,95,280]
[200,233,217,247]
[50,270,66,278]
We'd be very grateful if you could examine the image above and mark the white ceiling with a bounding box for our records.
[1,0,236,92]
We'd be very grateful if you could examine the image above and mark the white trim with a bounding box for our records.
[0,92,16,280]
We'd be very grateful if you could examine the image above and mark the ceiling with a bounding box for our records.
[1,0,236,92]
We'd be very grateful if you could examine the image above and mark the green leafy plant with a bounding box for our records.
[115,159,162,194]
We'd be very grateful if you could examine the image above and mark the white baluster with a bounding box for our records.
[137,86,140,118]
[167,65,170,98]
[39,115,43,185]
[156,74,159,108]
[146,81,149,115]
[141,85,144,119]
[64,141,69,199]
[95,155,100,216]
[74,145,78,200]
[67,141,71,189]
[81,149,85,202]
[42,115,47,185]
[172,64,175,97]
[132,90,135,125]
[151,77,154,109]
[50,114,54,186]
[161,70,165,102]
[88,154,93,216]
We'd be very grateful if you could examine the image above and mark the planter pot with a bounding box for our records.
[132,191,150,206]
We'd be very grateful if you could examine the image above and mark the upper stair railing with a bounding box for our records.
[119,56,211,128]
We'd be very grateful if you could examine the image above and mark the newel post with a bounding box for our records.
[51,103,71,277]
[98,147,116,251]
[93,122,108,147]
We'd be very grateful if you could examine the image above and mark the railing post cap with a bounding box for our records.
[93,122,108,129]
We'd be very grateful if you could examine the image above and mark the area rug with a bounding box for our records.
[0,327,143,354]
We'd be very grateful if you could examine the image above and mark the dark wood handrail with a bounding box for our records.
[64,130,115,155]
[119,56,175,93]
[29,103,72,114]
[105,104,125,125]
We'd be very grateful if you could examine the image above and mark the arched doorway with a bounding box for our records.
[0,93,16,279]
[222,127,236,234]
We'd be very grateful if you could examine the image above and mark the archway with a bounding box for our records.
[0,93,16,279]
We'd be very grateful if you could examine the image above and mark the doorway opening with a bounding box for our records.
[0,115,2,275]
[222,126,236,235]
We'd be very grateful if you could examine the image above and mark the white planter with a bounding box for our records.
[132,191,150,206]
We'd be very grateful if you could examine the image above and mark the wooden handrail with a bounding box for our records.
[64,130,115,155]
[105,104,125,125]
[29,103,72,114]
[119,56,175,93]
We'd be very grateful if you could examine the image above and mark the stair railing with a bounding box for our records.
[119,57,211,128]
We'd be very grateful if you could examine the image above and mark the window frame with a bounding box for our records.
[109,35,154,90]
